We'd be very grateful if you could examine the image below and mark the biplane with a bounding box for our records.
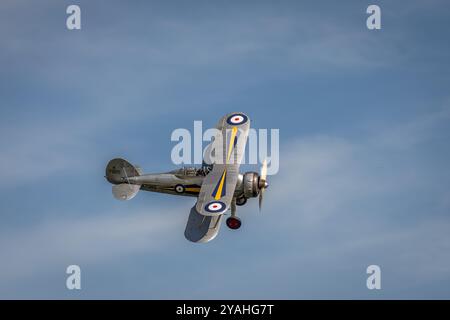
[105,112,269,243]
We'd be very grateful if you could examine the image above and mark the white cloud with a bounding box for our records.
[1,1,449,298]
[0,1,411,187]
[254,107,450,294]
[0,107,449,298]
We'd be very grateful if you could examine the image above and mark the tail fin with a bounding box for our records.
[105,158,141,200]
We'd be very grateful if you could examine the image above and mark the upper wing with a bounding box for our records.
[195,112,250,216]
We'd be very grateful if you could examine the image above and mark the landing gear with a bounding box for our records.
[236,196,247,206]
[226,216,242,230]
[227,198,241,230]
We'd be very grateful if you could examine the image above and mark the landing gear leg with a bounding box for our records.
[226,198,241,230]
[231,198,236,217]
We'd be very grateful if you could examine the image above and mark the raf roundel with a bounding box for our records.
[204,201,226,213]
[226,113,248,126]
[175,184,185,193]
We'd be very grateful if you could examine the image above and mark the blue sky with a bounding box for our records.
[1,0,450,299]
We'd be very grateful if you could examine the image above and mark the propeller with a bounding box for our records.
[258,159,269,211]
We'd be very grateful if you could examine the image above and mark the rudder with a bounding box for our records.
[105,158,140,184]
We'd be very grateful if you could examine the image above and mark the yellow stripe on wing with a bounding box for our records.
[211,126,237,200]
[227,126,238,163]
[214,169,227,200]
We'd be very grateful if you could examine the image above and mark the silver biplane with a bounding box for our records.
[105,112,269,243]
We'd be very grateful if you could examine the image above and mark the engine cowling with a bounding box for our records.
[243,172,260,198]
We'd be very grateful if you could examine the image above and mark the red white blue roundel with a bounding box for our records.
[204,201,226,213]
[226,113,248,125]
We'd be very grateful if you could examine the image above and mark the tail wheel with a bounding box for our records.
[236,197,247,206]
[226,216,242,230]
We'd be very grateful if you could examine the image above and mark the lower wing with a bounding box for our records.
[184,206,223,243]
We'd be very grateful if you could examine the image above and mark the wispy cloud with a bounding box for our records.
[0,5,402,186]
[0,206,185,286]
[1,0,450,299]
[1,106,449,298]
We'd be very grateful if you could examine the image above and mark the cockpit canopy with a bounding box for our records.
[169,166,210,177]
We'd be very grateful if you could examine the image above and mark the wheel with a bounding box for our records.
[236,197,247,206]
[174,184,185,194]
[226,216,242,230]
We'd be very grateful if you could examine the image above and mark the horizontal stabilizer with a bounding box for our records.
[112,183,140,201]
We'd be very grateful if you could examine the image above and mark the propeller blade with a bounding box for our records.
[258,159,268,212]
[260,159,267,182]
[259,187,265,211]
